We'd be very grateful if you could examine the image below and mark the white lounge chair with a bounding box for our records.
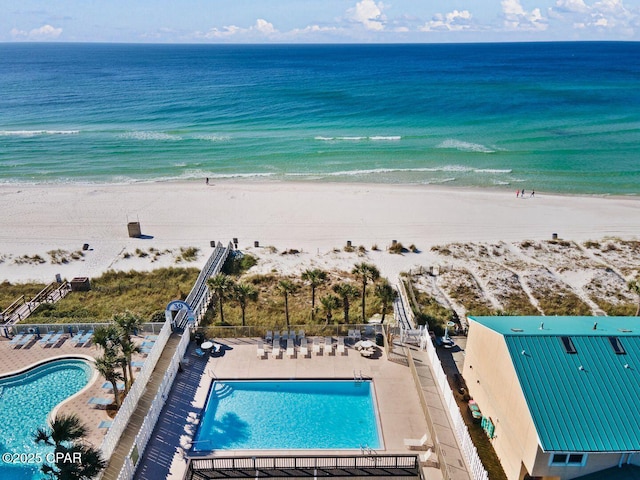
[404,433,431,450]
[312,337,321,355]
[272,339,281,358]
[286,338,295,358]
[419,449,439,467]
[325,336,334,355]
[38,333,53,346]
[298,329,305,341]
[17,334,35,347]
[337,337,345,355]
[48,331,64,346]
[9,334,25,346]
[265,330,273,343]
[300,338,308,357]
[257,339,265,358]
[88,397,112,408]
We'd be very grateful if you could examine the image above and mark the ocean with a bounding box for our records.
[0,42,638,194]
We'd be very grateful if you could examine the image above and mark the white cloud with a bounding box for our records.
[194,19,277,40]
[421,10,473,31]
[11,24,62,40]
[347,0,386,31]
[502,0,548,30]
[549,0,638,35]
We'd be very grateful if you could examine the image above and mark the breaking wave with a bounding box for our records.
[437,139,495,153]
[0,130,80,137]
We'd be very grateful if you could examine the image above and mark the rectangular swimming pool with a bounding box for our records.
[192,380,382,451]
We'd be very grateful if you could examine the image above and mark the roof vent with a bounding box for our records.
[510,328,524,332]
[609,337,626,355]
[560,336,577,354]
[624,364,630,369]
[521,349,526,355]
[578,365,584,371]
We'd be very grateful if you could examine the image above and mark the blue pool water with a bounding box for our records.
[193,380,381,451]
[0,358,93,480]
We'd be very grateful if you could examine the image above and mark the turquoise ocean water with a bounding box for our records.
[0,42,638,194]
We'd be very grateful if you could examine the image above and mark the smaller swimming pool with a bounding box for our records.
[0,358,93,480]
[193,380,382,451]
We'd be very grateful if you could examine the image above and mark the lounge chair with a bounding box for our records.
[257,339,265,358]
[48,331,64,346]
[312,337,321,355]
[38,333,53,346]
[273,331,280,345]
[354,329,361,341]
[88,397,112,407]
[193,347,206,357]
[337,336,346,355]
[16,333,35,348]
[144,335,158,340]
[325,336,334,355]
[265,330,273,343]
[141,341,155,348]
[76,330,93,347]
[70,330,85,345]
[404,433,431,450]
[272,339,281,358]
[300,337,308,357]
[101,381,125,391]
[419,449,439,467]
[9,334,25,346]
[286,338,295,358]
[298,329,305,341]
[131,361,145,369]
[289,330,296,342]
[98,420,112,430]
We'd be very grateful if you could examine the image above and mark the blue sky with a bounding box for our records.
[2,0,639,43]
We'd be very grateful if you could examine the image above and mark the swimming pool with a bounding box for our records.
[0,358,94,480]
[192,380,382,451]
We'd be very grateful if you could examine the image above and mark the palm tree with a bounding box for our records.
[352,262,380,321]
[332,282,360,324]
[94,354,123,407]
[375,279,397,323]
[301,268,327,320]
[208,274,234,324]
[320,294,340,327]
[234,282,258,327]
[33,413,106,480]
[92,324,120,355]
[278,279,299,329]
[629,276,640,316]
[113,311,143,390]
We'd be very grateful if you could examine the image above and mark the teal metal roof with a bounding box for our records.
[469,316,640,453]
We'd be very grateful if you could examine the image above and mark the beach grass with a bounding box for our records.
[23,267,199,324]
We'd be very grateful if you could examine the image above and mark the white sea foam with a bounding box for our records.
[193,134,231,142]
[174,162,188,167]
[119,131,183,141]
[315,135,401,142]
[0,130,80,137]
[369,136,401,141]
[474,168,512,174]
[437,139,495,153]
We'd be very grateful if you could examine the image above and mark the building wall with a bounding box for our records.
[463,320,635,480]
[463,320,540,480]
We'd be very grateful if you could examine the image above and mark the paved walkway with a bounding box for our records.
[101,333,183,480]
[408,345,472,480]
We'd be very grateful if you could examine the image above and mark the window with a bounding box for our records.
[560,336,577,354]
[608,336,626,355]
[550,453,587,466]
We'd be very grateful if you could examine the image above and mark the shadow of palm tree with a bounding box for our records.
[198,412,250,449]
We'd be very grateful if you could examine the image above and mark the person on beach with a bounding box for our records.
[531,190,535,197]
[521,189,525,197]
[205,177,209,185]
[516,189,520,198]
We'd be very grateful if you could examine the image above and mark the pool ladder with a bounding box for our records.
[354,370,363,384]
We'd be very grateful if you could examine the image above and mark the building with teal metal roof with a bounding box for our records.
[463,316,640,480]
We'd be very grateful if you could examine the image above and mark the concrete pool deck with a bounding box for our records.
[0,334,150,449]
[134,337,438,480]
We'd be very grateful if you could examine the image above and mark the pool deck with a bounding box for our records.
[134,337,440,480]
[0,333,149,449]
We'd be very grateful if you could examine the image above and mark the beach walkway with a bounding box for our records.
[101,333,182,480]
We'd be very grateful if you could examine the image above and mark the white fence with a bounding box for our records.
[116,327,191,480]
[99,317,172,461]
[410,329,489,480]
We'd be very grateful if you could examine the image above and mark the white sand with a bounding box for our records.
[0,181,638,283]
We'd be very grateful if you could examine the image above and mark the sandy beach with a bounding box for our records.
[0,181,638,285]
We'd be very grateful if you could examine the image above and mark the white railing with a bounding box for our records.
[419,328,489,480]
[99,318,172,460]
[116,327,191,480]
[396,277,416,329]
